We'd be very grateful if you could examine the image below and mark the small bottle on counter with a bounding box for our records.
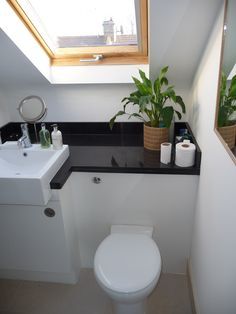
[51,124,63,149]
[39,123,51,148]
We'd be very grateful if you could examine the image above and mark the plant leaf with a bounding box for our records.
[174,110,182,120]
[218,73,236,126]
[109,111,126,129]
[175,95,186,113]
[153,78,160,97]
[229,75,236,98]
[218,106,228,127]
[160,77,168,86]
[132,77,149,95]
[161,106,174,128]
[163,86,175,98]
[139,70,152,91]
[139,95,152,112]
[160,66,169,78]
[128,112,144,120]
[220,72,227,98]
[153,66,169,95]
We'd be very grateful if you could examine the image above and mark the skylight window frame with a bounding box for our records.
[7,0,148,66]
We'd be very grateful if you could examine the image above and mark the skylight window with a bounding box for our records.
[8,0,148,66]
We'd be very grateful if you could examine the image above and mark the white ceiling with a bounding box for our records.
[0,0,223,89]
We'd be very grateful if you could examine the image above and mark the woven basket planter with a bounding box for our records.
[218,124,236,149]
[143,124,169,150]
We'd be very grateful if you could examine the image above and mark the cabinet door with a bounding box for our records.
[0,200,71,273]
[71,172,143,267]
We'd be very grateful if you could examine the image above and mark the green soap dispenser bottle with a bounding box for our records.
[39,123,51,148]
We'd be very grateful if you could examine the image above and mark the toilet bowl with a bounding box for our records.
[94,225,161,314]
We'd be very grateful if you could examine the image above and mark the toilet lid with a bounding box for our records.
[94,233,161,293]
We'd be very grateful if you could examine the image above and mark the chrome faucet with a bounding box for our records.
[18,123,32,148]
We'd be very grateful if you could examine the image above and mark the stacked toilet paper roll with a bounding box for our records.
[175,140,196,167]
[160,142,172,164]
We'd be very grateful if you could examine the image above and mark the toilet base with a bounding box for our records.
[112,299,147,314]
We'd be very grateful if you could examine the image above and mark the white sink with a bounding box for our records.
[0,142,69,205]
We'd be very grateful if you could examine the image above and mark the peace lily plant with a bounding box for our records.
[217,72,236,149]
[218,72,236,127]
[109,66,186,150]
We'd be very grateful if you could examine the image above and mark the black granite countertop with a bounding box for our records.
[0,122,201,189]
[49,122,201,189]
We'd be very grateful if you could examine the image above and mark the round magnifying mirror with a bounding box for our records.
[18,95,47,123]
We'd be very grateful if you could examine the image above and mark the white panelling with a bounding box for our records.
[70,172,199,274]
[189,4,236,313]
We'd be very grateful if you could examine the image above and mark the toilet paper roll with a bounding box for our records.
[160,142,172,164]
[175,140,196,167]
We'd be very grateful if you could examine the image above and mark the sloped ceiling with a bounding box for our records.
[149,0,223,88]
[0,0,223,89]
[0,30,48,87]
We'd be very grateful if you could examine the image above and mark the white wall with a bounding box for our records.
[0,90,10,127]
[189,5,236,314]
[3,84,190,123]
[3,84,134,122]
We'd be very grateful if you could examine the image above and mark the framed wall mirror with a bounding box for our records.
[215,0,236,163]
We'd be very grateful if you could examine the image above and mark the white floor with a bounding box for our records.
[0,269,193,314]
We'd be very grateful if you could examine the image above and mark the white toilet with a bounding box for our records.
[94,225,161,314]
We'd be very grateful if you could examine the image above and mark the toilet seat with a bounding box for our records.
[94,233,161,294]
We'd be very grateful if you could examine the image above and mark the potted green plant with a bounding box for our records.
[109,66,186,150]
[218,72,236,149]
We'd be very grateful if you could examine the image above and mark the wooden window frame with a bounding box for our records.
[7,0,148,66]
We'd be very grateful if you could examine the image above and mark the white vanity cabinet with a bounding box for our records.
[69,172,199,274]
[0,171,199,282]
[0,177,80,283]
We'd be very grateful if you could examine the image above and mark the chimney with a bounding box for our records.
[103,18,115,43]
